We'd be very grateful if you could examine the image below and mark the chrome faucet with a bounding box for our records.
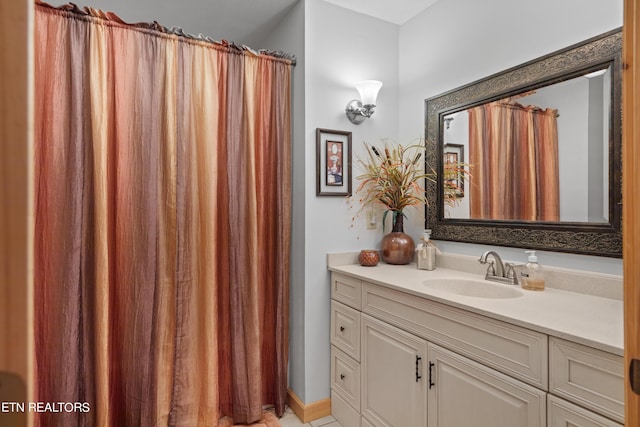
[478,251,519,285]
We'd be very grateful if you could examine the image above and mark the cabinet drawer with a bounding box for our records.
[331,346,361,411]
[332,389,361,427]
[362,282,548,389]
[547,395,623,427]
[331,300,361,360]
[332,273,362,309]
[549,337,624,424]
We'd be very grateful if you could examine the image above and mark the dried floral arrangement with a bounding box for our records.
[354,139,470,231]
[355,139,433,232]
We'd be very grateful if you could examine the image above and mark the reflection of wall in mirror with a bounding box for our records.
[443,111,469,218]
[600,70,611,221]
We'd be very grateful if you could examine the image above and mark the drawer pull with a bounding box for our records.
[428,362,435,389]
[340,374,345,380]
[340,326,345,332]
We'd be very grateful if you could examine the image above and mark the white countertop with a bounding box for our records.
[329,263,624,356]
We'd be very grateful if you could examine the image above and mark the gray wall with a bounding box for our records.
[301,0,400,403]
[266,0,401,404]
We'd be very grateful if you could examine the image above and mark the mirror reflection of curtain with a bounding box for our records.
[468,101,560,221]
[34,3,291,426]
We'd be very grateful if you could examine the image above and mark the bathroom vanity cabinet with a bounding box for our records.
[329,270,624,427]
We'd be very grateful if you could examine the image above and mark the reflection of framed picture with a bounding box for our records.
[444,143,464,197]
[316,128,352,196]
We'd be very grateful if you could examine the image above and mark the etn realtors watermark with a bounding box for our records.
[1,401,90,413]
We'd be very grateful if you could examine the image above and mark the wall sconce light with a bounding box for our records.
[443,117,454,129]
[345,80,383,124]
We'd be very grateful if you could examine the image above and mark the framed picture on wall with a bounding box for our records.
[444,143,465,198]
[316,128,352,196]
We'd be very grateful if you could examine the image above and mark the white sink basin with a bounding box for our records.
[423,278,524,299]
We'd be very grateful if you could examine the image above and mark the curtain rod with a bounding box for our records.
[35,1,297,66]
[495,101,559,118]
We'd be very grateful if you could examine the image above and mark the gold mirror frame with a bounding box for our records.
[424,29,622,257]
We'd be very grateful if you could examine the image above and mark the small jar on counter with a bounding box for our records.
[358,249,380,267]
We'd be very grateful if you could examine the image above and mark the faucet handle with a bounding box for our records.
[485,261,496,276]
[504,263,521,285]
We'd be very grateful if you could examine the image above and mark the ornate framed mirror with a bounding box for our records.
[424,29,622,257]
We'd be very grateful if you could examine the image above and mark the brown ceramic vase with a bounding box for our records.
[380,212,415,265]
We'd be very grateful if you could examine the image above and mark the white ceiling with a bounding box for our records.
[323,0,440,25]
[75,0,439,45]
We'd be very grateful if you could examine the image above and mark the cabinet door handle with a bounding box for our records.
[340,374,345,380]
[339,326,345,332]
[428,362,435,389]
[631,359,640,394]
[416,356,422,382]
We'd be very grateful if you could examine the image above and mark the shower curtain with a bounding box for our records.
[468,100,560,221]
[33,2,292,426]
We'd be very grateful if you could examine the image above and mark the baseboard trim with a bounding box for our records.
[287,389,331,423]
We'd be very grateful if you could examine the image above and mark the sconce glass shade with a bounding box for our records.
[346,80,383,124]
[355,80,383,106]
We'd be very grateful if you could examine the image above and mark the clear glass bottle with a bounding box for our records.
[521,250,545,291]
[417,230,436,271]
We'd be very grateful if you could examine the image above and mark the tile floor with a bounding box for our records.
[278,407,342,427]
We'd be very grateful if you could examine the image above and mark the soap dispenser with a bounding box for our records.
[521,250,545,291]
[416,229,438,271]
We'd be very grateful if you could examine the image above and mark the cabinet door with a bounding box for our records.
[361,314,428,427]
[428,344,546,427]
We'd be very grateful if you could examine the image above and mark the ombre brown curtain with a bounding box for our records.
[468,101,560,221]
[33,3,292,426]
